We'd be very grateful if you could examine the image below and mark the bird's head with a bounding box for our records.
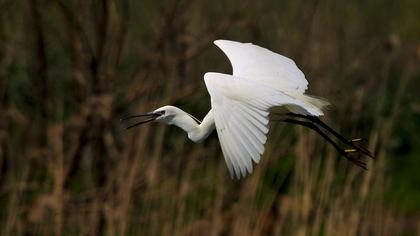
[151,105,181,124]
[121,105,182,129]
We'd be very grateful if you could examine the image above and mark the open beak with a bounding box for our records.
[120,112,162,129]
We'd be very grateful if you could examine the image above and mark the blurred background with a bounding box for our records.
[0,0,419,235]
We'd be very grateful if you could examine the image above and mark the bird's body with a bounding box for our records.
[123,40,373,178]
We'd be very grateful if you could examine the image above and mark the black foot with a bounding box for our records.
[347,138,375,159]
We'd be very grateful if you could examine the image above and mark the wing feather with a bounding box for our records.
[204,40,329,178]
[217,103,253,178]
[214,40,308,94]
[204,72,312,178]
[229,120,259,160]
[216,109,241,177]
[234,109,267,150]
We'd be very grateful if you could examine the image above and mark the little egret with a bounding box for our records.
[122,40,373,179]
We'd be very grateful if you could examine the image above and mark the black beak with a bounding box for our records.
[120,112,162,129]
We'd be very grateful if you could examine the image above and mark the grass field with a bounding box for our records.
[0,0,419,235]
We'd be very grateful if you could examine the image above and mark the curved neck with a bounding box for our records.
[171,109,215,143]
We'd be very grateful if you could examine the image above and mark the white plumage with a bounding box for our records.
[123,40,331,179]
[204,40,328,178]
[213,40,308,94]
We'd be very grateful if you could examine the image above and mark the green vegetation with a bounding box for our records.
[0,0,419,235]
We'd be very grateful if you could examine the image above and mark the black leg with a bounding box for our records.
[285,113,374,159]
[278,118,367,169]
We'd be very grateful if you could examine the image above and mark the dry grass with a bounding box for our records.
[0,0,419,235]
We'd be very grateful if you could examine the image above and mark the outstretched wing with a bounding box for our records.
[214,40,308,94]
[204,72,315,179]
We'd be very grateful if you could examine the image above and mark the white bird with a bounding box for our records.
[122,40,373,179]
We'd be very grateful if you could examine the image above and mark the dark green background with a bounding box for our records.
[0,0,419,235]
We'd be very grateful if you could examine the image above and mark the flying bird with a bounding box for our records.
[122,40,373,179]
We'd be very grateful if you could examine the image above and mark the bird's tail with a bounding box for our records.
[305,95,330,110]
[284,94,330,116]
[302,95,330,116]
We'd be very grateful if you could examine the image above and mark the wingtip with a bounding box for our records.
[213,39,225,45]
[213,39,244,47]
[213,39,228,48]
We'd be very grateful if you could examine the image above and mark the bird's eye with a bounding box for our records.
[157,111,165,116]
